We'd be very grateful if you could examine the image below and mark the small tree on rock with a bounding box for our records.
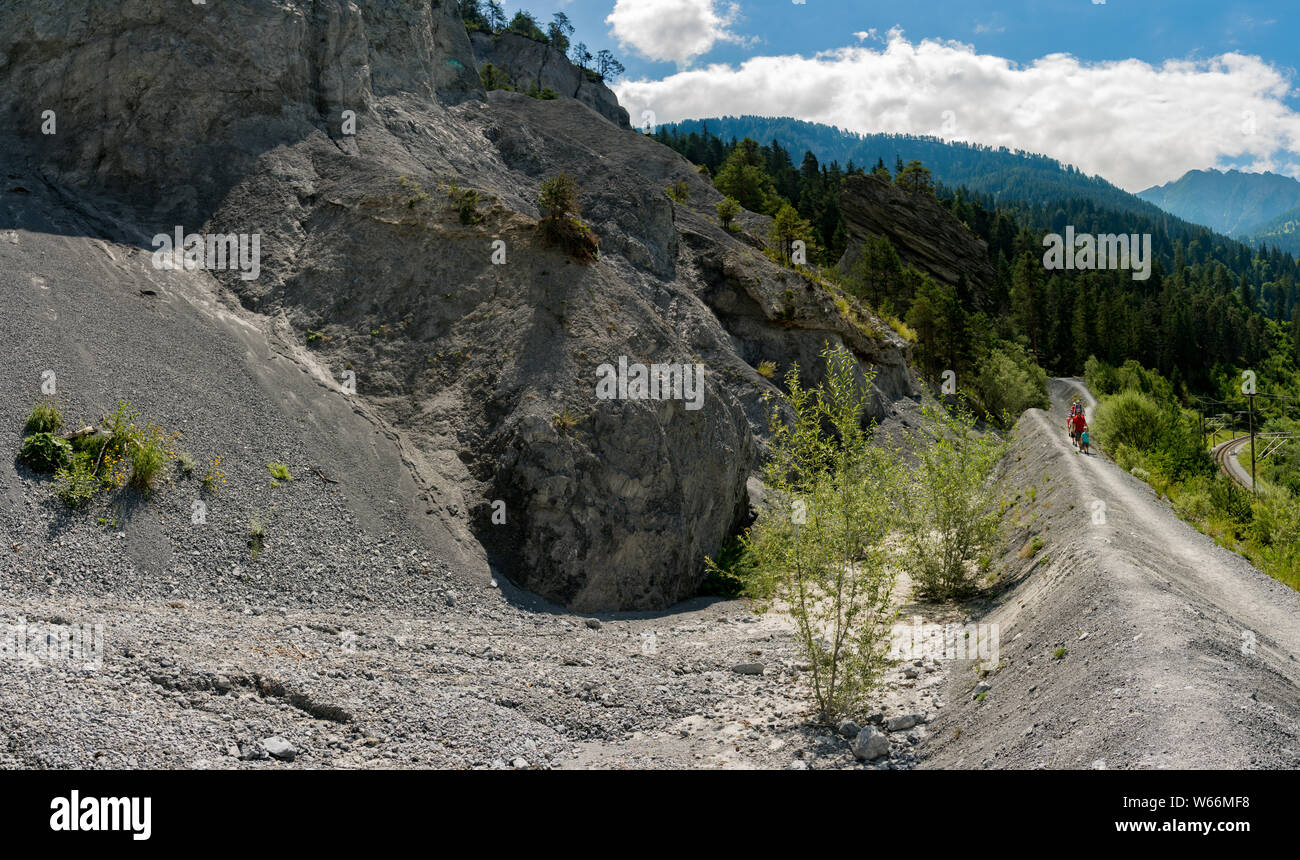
[716,196,741,231]
[537,174,599,263]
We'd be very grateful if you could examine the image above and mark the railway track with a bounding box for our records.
[1212,435,1255,490]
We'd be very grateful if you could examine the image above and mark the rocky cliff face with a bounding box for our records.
[838,174,997,303]
[469,31,631,130]
[0,0,917,610]
[0,0,484,221]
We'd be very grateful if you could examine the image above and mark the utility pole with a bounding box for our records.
[1248,393,1256,492]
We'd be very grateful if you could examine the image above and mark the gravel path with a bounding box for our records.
[920,378,1300,769]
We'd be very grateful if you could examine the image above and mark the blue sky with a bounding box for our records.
[538,1,1295,85]
[499,1,1300,189]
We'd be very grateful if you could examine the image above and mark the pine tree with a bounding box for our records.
[1010,251,1044,361]
[547,13,574,54]
[895,160,934,196]
[1292,306,1300,367]
[770,203,815,265]
[595,50,625,82]
[714,139,780,215]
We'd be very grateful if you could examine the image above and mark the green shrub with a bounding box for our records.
[1247,484,1300,548]
[1112,442,1142,473]
[105,402,172,493]
[725,344,901,723]
[24,400,62,433]
[249,519,266,559]
[699,536,753,597]
[479,63,514,92]
[54,454,99,508]
[1093,389,1163,452]
[72,432,110,460]
[128,432,169,493]
[971,344,1049,423]
[1083,355,1120,395]
[1171,479,1214,521]
[1209,476,1253,522]
[19,433,71,473]
[716,196,740,230]
[902,399,1008,599]
[524,82,559,100]
[267,462,293,482]
[537,174,599,262]
[447,184,482,225]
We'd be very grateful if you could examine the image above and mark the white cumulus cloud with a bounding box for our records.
[605,0,744,67]
[614,30,1300,191]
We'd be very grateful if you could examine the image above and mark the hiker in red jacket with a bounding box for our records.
[1070,411,1087,451]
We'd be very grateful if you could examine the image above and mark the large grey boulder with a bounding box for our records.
[851,725,891,761]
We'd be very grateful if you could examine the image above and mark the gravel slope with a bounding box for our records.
[920,378,1300,769]
[0,172,935,770]
[5,186,1295,770]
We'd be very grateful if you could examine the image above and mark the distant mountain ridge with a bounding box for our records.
[662,115,1171,220]
[1248,203,1300,254]
[1136,168,1300,240]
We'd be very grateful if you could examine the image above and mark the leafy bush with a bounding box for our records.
[249,520,266,559]
[716,196,740,230]
[665,179,690,204]
[54,454,99,508]
[105,401,173,494]
[971,344,1048,423]
[1092,389,1163,452]
[1171,477,1214,521]
[446,183,482,225]
[1083,355,1119,395]
[19,432,71,473]
[901,400,1008,599]
[1112,442,1142,473]
[719,344,900,723]
[267,462,293,482]
[1209,476,1253,522]
[698,536,753,597]
[24,400,62,434]
[524,82,559,100]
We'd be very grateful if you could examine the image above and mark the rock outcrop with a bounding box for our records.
[469,31,631,130]
[0,0,917,610]
[838,174,997,304]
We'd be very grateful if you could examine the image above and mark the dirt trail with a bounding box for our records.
[920,378,1300,769]
[1058,378,1300,672]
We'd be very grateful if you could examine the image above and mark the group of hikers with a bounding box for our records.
[1067,398,1090,455]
